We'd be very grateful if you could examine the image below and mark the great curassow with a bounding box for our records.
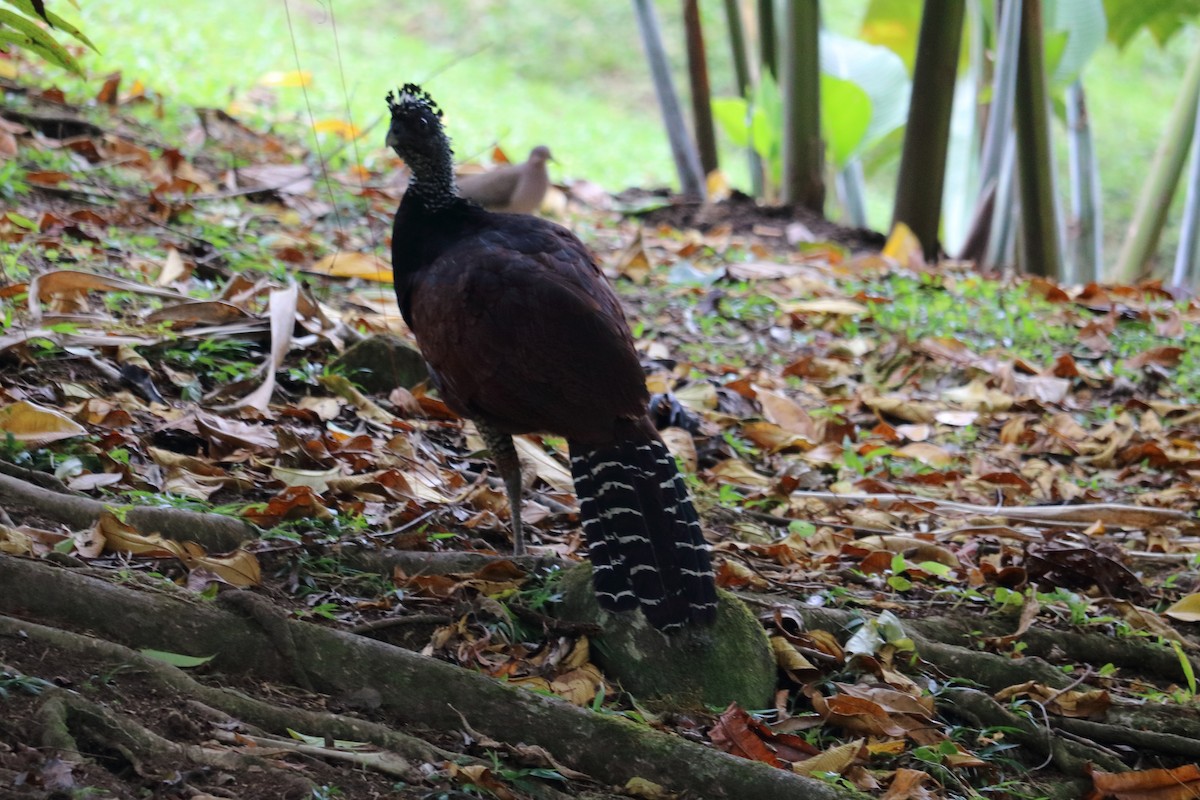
[385,85,717,631]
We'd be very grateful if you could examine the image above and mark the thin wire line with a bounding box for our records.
[323,0,406,393]
[282,0,345,237]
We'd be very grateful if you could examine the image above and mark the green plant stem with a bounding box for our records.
[1066,79,1103,283]
[978,0,1022,194]
[1014,0,1062,277]
[1113,43,1200,283]
[781,0,824,211]
[1171,78,1200,290]
[722,0,765,196]
[892,0,966,259]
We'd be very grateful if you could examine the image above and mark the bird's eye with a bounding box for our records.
[418,117,429,128]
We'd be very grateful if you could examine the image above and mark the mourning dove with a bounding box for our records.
[457,145,553,214]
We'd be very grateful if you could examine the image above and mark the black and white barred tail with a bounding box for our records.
[569,436,718,631]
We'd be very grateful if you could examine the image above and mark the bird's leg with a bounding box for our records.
[476,422,525,555]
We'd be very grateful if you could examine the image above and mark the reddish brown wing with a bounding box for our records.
[407,224,648,442]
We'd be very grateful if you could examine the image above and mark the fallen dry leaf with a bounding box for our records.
[0,400,87,446]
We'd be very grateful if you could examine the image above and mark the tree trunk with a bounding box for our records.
[1013,0,1062,277]
[1113,44,1200,283]
[1065,79,1103,283]
[723,0,765,196]
[632,0,706,199]
[780,0,824,212]
[684,0,719,176]
[892,0,966,260]
[1171,79,1200,290]
[758,0,778,79]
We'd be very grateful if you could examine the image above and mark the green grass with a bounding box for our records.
[16,2,1194,273]
[844,271,1200,400]
[67,0,684,190]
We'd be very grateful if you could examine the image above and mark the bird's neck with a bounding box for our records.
[403,147,458,212]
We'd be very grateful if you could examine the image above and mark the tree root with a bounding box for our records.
[787,492,1195,529]
[0,614,585,799]
[0,470,256,551]
[769,602,1200,695]
[13,551,1200,796]
[0,556,858,800]
[903,612,1200,688]
[1053,717,1200,760]
[0,615,455,771]
[748,601,1200,764]
[33,686,314,799]
[764,604,1078,692]
[942,687,1125,775]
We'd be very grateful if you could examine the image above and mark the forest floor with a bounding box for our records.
[2,64,1200,800]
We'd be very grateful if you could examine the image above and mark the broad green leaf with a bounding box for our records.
[750,72,784,176]
[821,75,871,168]
[0,8,81,74]
[860,0,924,72]
[1045,0,1108,84]
[750,104,776,163]
[1044,30,1070,82]
[754,70,784,134]
[1,0,96,50]
[710,97,751,147]
[0,28,36,52]
[1102,0,1200,49]
[918,561,954,578]
[139,649,216,668]
[821,31,911,149]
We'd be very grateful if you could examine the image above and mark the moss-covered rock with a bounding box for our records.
[556,564,775,712]
[330,334,428,394]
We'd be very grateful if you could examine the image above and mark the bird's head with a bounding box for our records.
[529,145,554,165]
[385,84,446,161]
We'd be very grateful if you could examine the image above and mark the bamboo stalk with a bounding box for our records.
[758,0,778,79]
[969,0,1022,266]
[978,0,1022,193]
[780,0,823,211]
[684,0,719,176]
[836,159,868,227]
[1171,83,1200,290]
[986,134,1019,270]
[942,0,985,254]
[1065,79,1103,283]
[1013,0,1061,277]
[723,0,765,196]
[892,0,966,259]
[1113,45,1200,283]
[632,0,706,199]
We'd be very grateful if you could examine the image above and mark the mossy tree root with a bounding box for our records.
[0,556,860,800]
[0,470,255,551]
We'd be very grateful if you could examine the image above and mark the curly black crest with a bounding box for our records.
[386,84,442,118]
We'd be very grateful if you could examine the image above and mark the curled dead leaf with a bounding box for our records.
[0,400,87,446]
[1164,594,1200,623]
